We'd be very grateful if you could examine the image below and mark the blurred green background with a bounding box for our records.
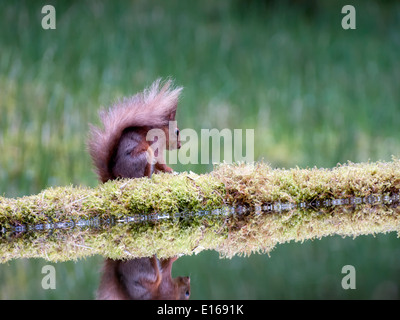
[1,0,400,299]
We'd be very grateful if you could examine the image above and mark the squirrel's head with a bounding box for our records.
[148,109,181,152]
[156,275,190,300]
[175,276,190,300]
[165,110,181,150]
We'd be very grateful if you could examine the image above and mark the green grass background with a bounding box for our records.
[0,0,400,299]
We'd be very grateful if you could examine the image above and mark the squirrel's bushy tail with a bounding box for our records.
[88,79,183,182]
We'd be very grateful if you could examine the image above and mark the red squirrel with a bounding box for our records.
[88,78,182,183]
[88,79,190,300]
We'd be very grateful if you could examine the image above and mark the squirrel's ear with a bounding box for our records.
[169,110,176,121]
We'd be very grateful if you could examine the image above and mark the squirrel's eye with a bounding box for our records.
[175,128,180,136]
[185,290,190,297]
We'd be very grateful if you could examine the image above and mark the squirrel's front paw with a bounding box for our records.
[164,166,173,173]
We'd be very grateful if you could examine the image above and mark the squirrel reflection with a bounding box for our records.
[88,79,190,300]
[97,256,190,300]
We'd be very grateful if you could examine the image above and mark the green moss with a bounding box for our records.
[1,160,400,263]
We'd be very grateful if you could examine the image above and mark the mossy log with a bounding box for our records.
[1,160,400,263]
